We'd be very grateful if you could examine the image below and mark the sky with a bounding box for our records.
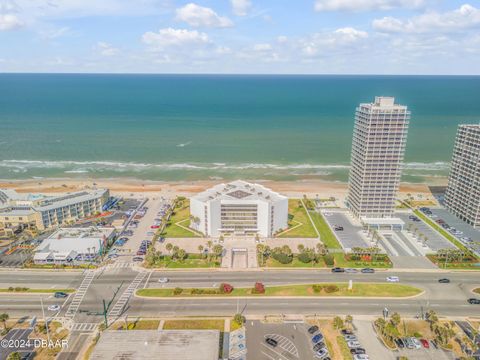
[0,0,480,74]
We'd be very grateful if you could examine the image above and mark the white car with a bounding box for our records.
[345,268,358,273]
[386,276,400,283]
[353,355,369,360]
[315,348,329,359]
[47,305,60,311]
[158,277,169,283]
[347,340,361,348]
[344,335,358,341]
[411,337,422,349]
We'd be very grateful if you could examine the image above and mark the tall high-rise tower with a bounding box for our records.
[445,124,480,228]
[347,97,410,219]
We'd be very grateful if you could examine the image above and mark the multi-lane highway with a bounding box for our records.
[1,268,478,320]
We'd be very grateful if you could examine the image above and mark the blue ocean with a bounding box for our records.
[1,74,479,182]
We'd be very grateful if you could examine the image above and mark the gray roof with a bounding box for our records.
[192,180,286,203]
[90,330,220,360]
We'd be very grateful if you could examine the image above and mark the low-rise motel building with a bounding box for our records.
[190,180,288,237]
[0,188,109,231]
[33,227,115,265]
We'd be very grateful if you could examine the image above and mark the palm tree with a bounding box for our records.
[165,243,173,255]
[207,240,213,250]
[197,245,204,253]
[0,313,9,331]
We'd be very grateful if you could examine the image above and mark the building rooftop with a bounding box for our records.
[359,96,408,111]
[90,330,220,360]
[34,227,114,256]
[192,180,286,203]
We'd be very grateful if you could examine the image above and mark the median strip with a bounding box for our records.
[136,283,422,298]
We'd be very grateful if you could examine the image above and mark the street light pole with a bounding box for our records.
[40,297,51,343]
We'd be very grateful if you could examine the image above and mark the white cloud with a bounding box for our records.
[298,27,370,56]
[231,0,252,16]
[0,14,23,31]
[175,3,233,28]
[142,28,210,50]
[334,27,369,40]
[253,43,272,51]
[373,4,480,33]
[96,42,120,56]
[314,0,426,12]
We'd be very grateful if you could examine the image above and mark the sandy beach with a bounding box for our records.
[0,178,444,203]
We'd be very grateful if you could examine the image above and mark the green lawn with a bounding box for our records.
[148,254,220,269]
[163,199,202,238]
[137,282,421,298]
[425,254,480,270]
[277,199,317,238]
[309,211,342,249]
[414,210,470,252]
[333,253,393,268]
[336,336,354,360]
[266,257,326,268]
[163,319,225,331]
[0,288,75,293]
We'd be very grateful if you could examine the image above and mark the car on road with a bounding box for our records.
[132,257,144,262]
[315,348,329,359]
[158,277,169,283]
[347,341,361,349]
[331,267,345,273]
[361,268,374,273]
[312,334,324,343]
[438,278,450,283]
[350,348,366,355]
[265,337,278,347]
[420,339,429,348]
[468,298,480,304]
[386,276,399,282]
[308,325,319,334]
[353,354,369,360]
[54,292,68,298]
[313,342,326,351]
[345,268,358,273]
[47,305,60,311]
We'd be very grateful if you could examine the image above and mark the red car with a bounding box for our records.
[150,225,160,229]
[420,339,429,349]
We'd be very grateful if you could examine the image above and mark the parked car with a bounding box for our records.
[350,348,366,355]
[361,268,374,273]
[334,226,344,231]
[315,348,329,359]
[468,298,480,304]
[404,337,415,349]
[420,339,430,348]
[438,278,450,283]
[265,337,278,347]
[386,276,400,282]
[344,335,358,341]
[312,334,324,343]
[353,355,369,360]
[54,292,68,298]
[313,342,326,351]
[411,337,422,349]
[132,257,144,262]
[331,267,345,273]
[347,341,361,349]
[150,225,160,229]
[395,338,405,348]
[308,325,319,334]
[341,329,353,335]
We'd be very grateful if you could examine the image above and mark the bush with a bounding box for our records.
[220,283,234,294]
[323,285,339,293]
[252,282,265,294]
[312,284,323,293]
[272,252,293,264]
[298,251,314,264]
[191,288,219,295]
[233,313,245,326]
[173,287,183,295]
[323,254,334,267]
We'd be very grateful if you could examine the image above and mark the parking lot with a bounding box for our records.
[245,321,315,360]
[321,211,369,250]
[397,213,456,251]
[0,328,35,359]
[428,208,480,254]
[0,247,33,267]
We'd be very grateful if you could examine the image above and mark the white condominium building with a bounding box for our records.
[347,97,410,219]
[445,124,480,228]
[190,180,288,237]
